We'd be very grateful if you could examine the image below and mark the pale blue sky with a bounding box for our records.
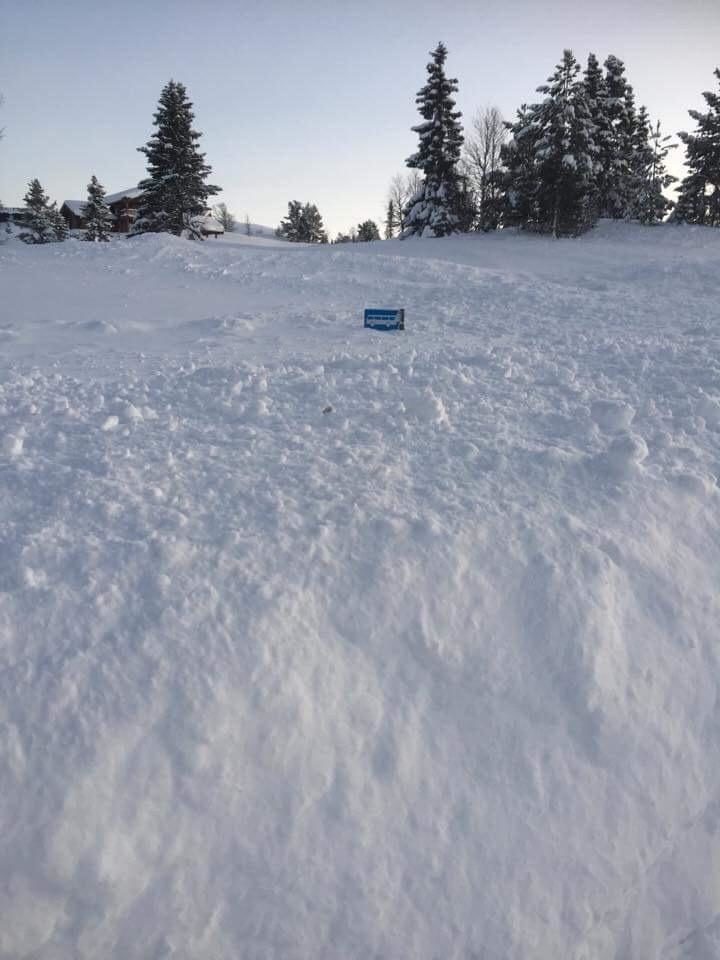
[1,0,718,236]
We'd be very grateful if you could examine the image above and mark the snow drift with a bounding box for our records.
[1,223,719,959]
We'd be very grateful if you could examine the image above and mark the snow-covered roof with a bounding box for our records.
[62,200,87,217]
[199,215,224,234]
[104,187,144,205]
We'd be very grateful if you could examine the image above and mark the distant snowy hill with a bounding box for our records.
[1,223,719,960]
[226,220,286,241]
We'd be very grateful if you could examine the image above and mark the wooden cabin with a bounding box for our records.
[60,187,224,237]
[60,188,142,233]
[104,188,144,232]
[60,200,90,230]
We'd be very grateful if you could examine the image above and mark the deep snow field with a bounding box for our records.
[1,223,720,960]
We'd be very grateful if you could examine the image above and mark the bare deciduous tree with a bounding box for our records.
[213,202,236,232]
[386,171,422,235]
[461,106,507,231]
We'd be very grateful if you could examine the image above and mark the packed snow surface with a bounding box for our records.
[1,224,719,960]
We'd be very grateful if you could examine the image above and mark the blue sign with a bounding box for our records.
[364,308,405,331]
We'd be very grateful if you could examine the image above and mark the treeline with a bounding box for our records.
[267,47,720,243]
[8,53,720,247]
[386,44,720,239]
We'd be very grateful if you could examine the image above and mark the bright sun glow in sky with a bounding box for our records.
[1,0,718,236]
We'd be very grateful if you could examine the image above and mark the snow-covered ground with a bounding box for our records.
[1,223,719,960]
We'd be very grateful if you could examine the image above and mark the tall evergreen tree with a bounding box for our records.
[672,174,709,225]
[536,50,599,236]
[502,102,544,229]
[634,119,676,224]
[83,175,114,241]
[19,178,56,244]
[600,56,637,218]
[133,79,219,239]
[402,42,464,237]
[583,54,614,213]
[673,69,720,226]
[505,50,598,236]
[276,201,327,243]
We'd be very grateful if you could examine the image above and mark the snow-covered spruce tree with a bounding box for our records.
[627,109,675,224]
[583,54,615,214]
[506,50,599,237]
[502,102,544,229]
[19,178,56,243]
[402,42,464,238]
[673,69,720,226]
[534,50,599,236]
[276,201,327,243]
[357,220,380,241]
[634,120,676,224]
[83,175,114,241]
[599,55,638,218]
[626,104,653,216]
[50,204,69,241]
[133,79,219,239]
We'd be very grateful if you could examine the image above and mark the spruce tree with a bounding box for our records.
[673,69,720,226]
[357,220,380,241]
[583,54,614,213]
[671,172,709,225]
[516,50,599,236]
[634,119,676,224]
[276,201,303,241]
[502,102,544,229]
[403,42,464,237]
[50,204,69,241]
[19,178,55,244]
[276,201,327,243]
[300,203,327,243]
[133,79,219,239]
[83,175,114,241]
[601,56,637,218]
[626,107,673,223]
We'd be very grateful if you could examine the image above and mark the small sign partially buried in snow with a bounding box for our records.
[364,308,405,331]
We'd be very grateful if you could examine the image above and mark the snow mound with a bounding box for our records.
[1,223,720,959]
